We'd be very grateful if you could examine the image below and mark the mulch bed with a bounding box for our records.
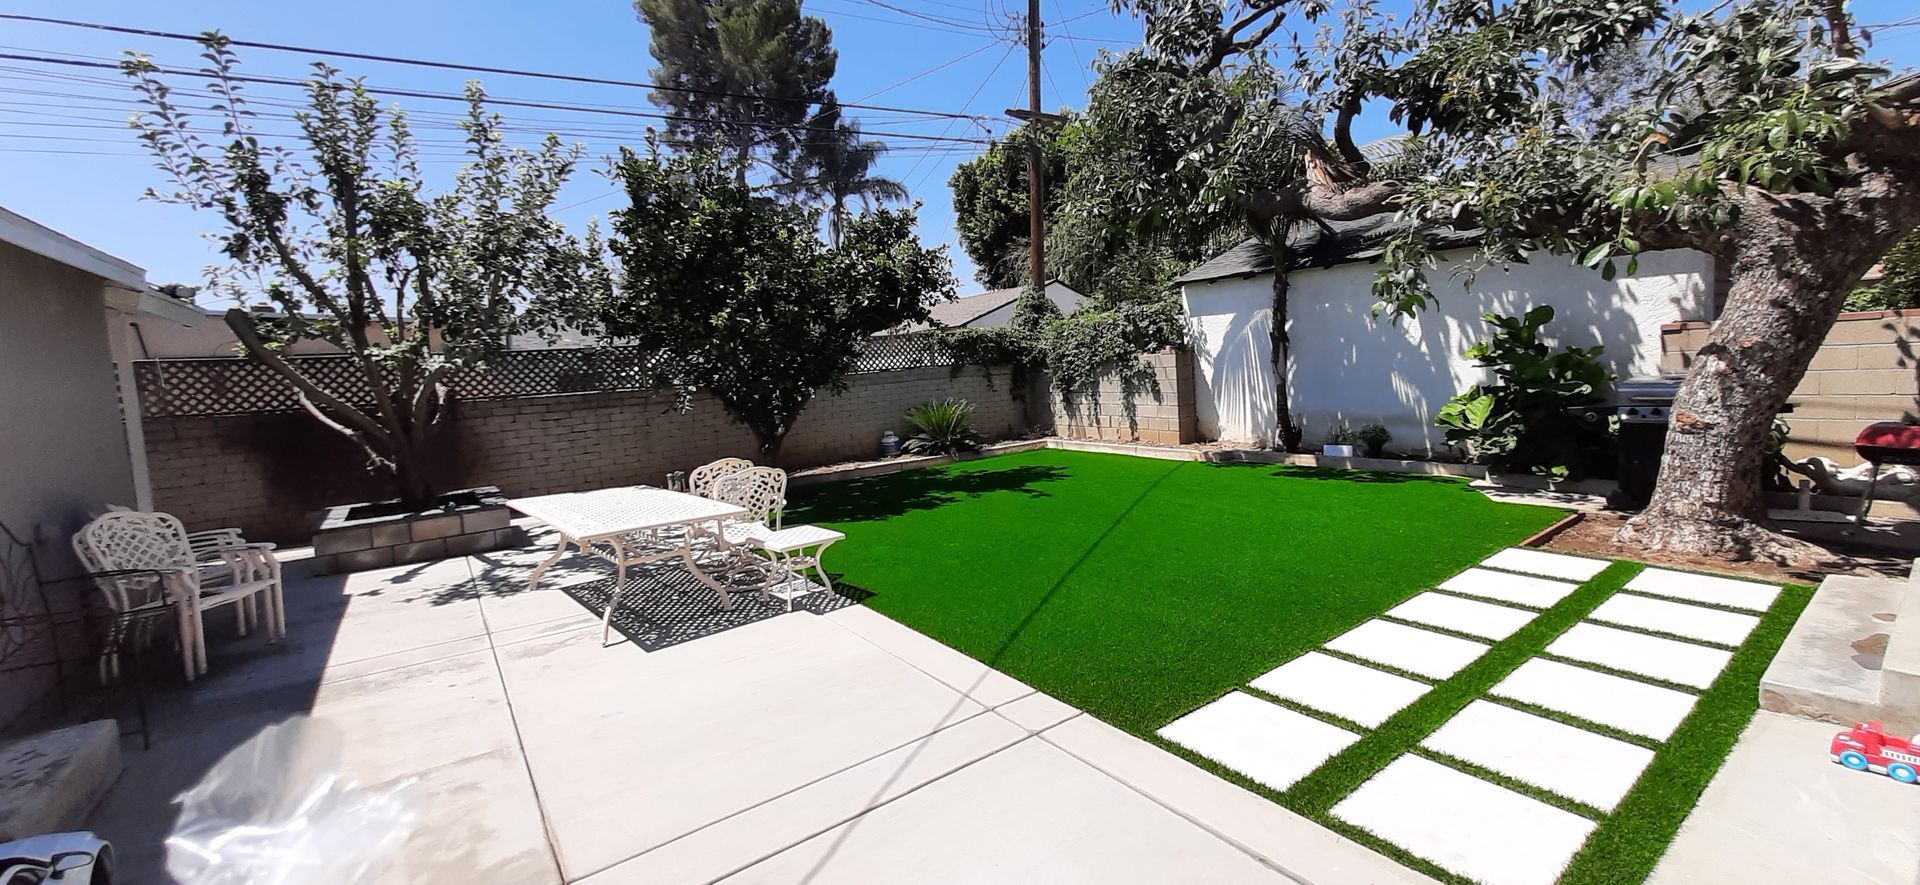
[1542,510,1909,585]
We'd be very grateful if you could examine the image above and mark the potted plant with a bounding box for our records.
[1324,427,1358,458]
[1355,423,1392,459]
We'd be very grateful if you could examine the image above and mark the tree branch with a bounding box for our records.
[224,308,397,451]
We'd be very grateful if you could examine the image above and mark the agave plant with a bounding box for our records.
[902,399,981,455]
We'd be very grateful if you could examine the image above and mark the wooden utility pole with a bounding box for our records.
[1024,0,1044,288]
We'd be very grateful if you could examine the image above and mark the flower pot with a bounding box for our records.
[1323,444,1356,457]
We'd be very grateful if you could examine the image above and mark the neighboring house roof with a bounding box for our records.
[0,205,205,326]
[927,286,1027,328]
[1175,213,1482,286]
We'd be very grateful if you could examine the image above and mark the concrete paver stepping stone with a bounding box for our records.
[1439,568,1579,609]
[1157,692,1359,792]
[1324,620,1490,680]
[1482,548,1611,582]
[1249,652,1432,728]
[1589,594,1760,647]
[1548,622,1734,689]
[1387,592,1537,641]
[1491,658,1698,740]
[1626,567,1781,613]
[1422,700,1656,812]
[1333,754,1596,885]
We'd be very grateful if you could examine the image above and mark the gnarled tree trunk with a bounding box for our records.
[1618,164,1920,562]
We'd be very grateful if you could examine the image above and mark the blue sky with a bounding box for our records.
[3,1,1917,302]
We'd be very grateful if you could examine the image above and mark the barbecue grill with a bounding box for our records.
[1605,375,1686,508]
[1851,422,1920,526]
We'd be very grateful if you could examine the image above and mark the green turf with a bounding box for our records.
[785,448,1565,735]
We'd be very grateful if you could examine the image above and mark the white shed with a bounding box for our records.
[1177,218,1716,453]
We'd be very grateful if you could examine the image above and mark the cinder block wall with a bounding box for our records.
[1043,350,1198,446]
[1660,310,1920,463]
[143,364,1026,541]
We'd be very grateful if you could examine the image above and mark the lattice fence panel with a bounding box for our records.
[136,335,961,419]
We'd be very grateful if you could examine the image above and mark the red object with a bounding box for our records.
[1854,423,1920,466]
[1831,721,1920,783]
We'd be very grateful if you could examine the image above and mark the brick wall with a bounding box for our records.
[1043,350,1198,446]
[143,364,1029,541]
[1661,310,1920,462]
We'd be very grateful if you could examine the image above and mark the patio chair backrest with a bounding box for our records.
[711,467,787,526]
[72,511,187,614]
[690,458,754,498]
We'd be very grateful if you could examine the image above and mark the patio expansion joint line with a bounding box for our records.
[580,704,1011,883]
[464,555,569,885]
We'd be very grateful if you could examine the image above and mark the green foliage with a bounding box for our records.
[1330,423,1393,457]
[634,0,836,175]
[943,291,1186,411]
[599,143,953,458]
[121,35,604,505]
[1848,228,1920,311]
[949,125,1069,289]
[1434,307,1613,478]
[779,94,908,245]
[901,399,982,454]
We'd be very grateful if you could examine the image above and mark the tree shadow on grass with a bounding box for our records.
[787,464,1071,523]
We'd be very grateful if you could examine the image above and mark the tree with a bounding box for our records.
[636,0,837,180]
[600,143,952,459]
[781,94,909,246]
[1097,0,1920,561]
[949,123,1069,289]
[122,35,605,508]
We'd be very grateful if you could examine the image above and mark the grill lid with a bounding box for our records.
[1612,375,1685,406]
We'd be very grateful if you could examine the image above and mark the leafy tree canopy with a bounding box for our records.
[949,123,1070,290]
[1848,227,1920,310]
[123,35,607,506]
[599,142,953,458]
[635,0,836,178]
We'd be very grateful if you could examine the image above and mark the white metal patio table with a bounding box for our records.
[507,486,774,644]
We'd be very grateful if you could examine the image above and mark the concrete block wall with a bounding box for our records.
[142,364,1027,541]
[1661,310,1920,463]
[1044,350,1198,446]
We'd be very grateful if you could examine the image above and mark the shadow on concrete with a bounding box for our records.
[559,568,866,653]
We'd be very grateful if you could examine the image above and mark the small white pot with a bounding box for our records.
[1323,444,1357,457]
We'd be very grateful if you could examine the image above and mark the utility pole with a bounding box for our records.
[1025,0,1043,290]
[1007,7,1065,290]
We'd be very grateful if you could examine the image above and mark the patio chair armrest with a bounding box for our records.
[197,542,279,558]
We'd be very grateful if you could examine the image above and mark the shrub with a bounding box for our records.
[1434,306,1613,478]
[1329,423,1393,457]
[903,399,982,455]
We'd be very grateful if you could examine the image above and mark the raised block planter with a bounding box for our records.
[0,720,121,842]
[311,485,515,574]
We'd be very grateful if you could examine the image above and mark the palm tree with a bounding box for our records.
[783,94,909,245]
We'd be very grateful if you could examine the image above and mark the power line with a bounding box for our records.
[0,53,992,145]
[0,13,991,122]
[904,43,1016,190]
[849,40,1002,103]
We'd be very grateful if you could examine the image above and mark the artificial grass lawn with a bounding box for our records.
[785,448,1564,735]
[790,448,1815,883]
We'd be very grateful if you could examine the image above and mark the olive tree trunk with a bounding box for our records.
[1617,169,1920,561]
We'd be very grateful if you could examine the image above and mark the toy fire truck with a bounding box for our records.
[1832,721,1920,783]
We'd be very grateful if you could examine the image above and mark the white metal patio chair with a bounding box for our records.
[709,468,841,610]
[71,532,194,684]
[689,458,754,499]
[75,511,284,680]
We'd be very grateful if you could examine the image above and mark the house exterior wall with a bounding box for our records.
[1042,350,1198,445]
[1661,309,1920,464]
[1182,248,1715,452]
[142,364,1029,541]
[0,241,139,724]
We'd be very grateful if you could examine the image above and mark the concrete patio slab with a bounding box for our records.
[494,612,991,880]
[1249,652,1431,727]
[1589,594,1760,647]
[1041,715,1437,884]
[1491,658,1698,741]
[1333,754,1595,885]
[721,738,1291,883]
[1439,567,1579,609]
[1422,700,1655,812]
[1548,622,1734,689]
[581,710,1033,884]
[1325,620,1490,680]
[1387,592,1537,641]
[1158,692,1359,792]
[1627,567,1782,613]
[1651,712,1920,885]
[824,604,1036,708]
[996,691,1081,733]
[1481,548,1611,582]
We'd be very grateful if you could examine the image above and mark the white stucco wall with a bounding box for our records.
[1182,248,1715,452]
